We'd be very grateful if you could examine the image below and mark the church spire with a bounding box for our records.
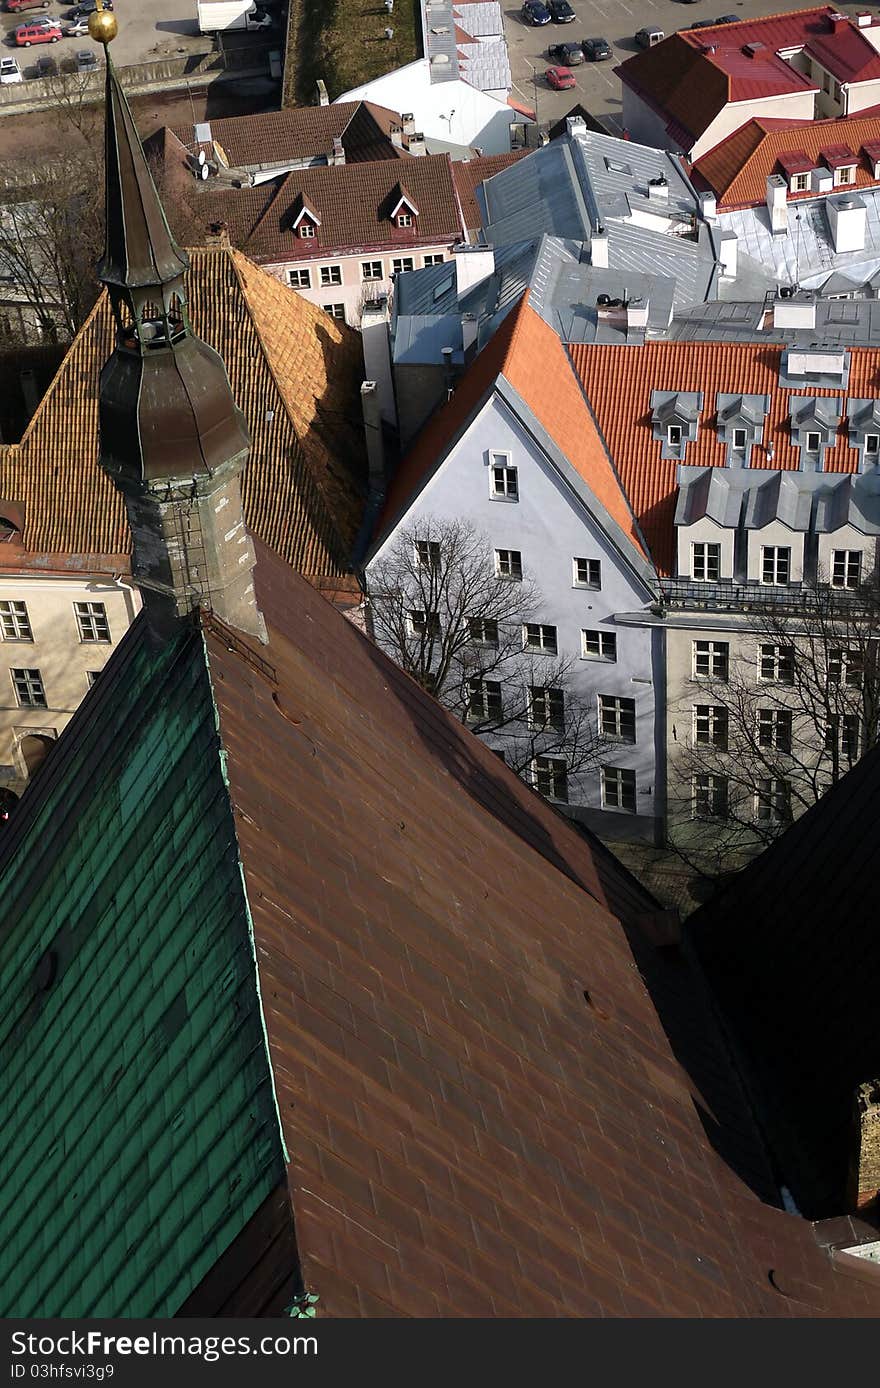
[91,12,266,644]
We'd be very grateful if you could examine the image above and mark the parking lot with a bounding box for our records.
[503,0,872,133]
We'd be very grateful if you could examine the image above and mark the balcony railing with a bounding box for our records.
[658,578,874,616]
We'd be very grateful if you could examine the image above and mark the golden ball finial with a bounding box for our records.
[88,8,118,44]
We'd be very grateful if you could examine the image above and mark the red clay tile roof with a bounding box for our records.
[378,294,646,563]
[164,101,412,170]
[568,338,880,575]
[205,540,880,1316]
[805,24,880,82]
[196,154,467,264]
[694,111,880,207]
[452,151,528,233]
[0,247,366,578]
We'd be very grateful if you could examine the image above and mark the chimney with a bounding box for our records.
[772,295,816,330]
[452,243,495,296]
[328,136,346,166]
[626,297,649,331]
[408,131,427,156]
[591,224,609,268]
[361,382,386,494]
[856,11,872,27]
[390,125,404,149]
[647,174,668,202]
[441,345,455,399]
[827,195,866,253]
[315,78,329,106]
[461,311,478,357]
[360,296,397,430]
[718,228,738,278]
[401,112,416,135]
[848,1080,880,1212]
[698,188,717,220]
[566,115,587,139]
[766,173,788,235]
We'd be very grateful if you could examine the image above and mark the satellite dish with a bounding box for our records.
[200,163,209,180]
[198,149,206,166]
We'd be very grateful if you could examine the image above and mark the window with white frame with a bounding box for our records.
[573,557,601,589]
[581,629,616,662]
[759,643,794,683]
[299,223,316,239]
[495,549,522,580]
[757,707,792,753]
[408,609,440,637]
[522,623,557,655]
[533,755,568,802]
[693,773,728,819]
[667,424,682,448]
[468,616,498,646]
[467,677,502,722]
[599,695,636,742]
[396,212,413,228]
[392,257,415,275]
[361,261,383,281]
[806,430,821,454]
[755,777,791,824]
[0,600,32,641]
[692,542,721,582]
[732,427,748,451]
[693,704,728,749]
[75,601,110,643]
[791,173,809,193]
[602,765,636,813]
[693,640,729,680]
[835,164,855,185]
[761,546,790,586]
[323,303,346,319]
[831,549,861,589]
[423,253,444,267]
[826,714,861,758]
[490,460,518,500]
[319,265,342,286]
[11,667,46,707]
[828,647,862,686]
[865,434,879,457]
[287,267,312,288]
[415,539,441,569]
[528,685,565,732]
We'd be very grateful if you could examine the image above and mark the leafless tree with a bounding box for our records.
[366,516,604,784]
[667,569,880,876]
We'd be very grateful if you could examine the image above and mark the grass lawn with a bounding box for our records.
[283,0,422,107]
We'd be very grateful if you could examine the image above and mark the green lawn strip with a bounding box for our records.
[285,0,422,106]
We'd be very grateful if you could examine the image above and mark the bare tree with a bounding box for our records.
[667,570,880,875]
[366,516,604,786]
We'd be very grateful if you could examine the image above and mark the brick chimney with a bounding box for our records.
[848,1079,880,1213]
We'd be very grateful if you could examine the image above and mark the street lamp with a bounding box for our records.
[524,58,540,124]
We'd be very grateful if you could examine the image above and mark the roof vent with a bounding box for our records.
[743,41,766,57]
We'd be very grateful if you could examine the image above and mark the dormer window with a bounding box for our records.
[397,212,413,228]
[866,434,879,457]
[290,194,322,240]
[791,172,809,193]
[835,164,856,186]
[732,427,747,451]
[692,543,721,583]
[651,390,702,460]
[806,431,821,453]
[389,184,420,229]
[668,424,682,448]
[300,222,315,238]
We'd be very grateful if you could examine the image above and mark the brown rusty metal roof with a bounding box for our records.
[205,542,880,1317]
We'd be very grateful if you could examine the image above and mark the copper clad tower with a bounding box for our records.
[94,16,266,643]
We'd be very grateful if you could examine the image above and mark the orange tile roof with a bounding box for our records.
[0,247,366,578]
[378,294,646,562]
[568,339,878,575]
[695,110,880,207]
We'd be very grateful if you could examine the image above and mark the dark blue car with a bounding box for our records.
[521,1,551,25]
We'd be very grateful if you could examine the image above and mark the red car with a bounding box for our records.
[546,65,576,89]
[5,0,51,11]
[15,16,61,41]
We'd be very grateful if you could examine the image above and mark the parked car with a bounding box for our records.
[15,18,63,43]
[635,27,664,48]
[716,14,739,21]
[5,0,51,12]
[75,46,96,70]
[546,65,576,89]
[581,36,612,61]
[548,40,584,65]
[65,16,89,34]
[548,0,575,21]
[689,19,717,28]
[34,52,57,75]
[0,56,23,83]
[521,0,551,25]
[66,0,112,16]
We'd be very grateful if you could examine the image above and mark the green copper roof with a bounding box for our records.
[0,618,285,1317]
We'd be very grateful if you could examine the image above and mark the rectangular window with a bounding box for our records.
[523,623,557,655]
[835,163,853,184]
[732,427,748,450]
[0,600,32,641]
[323,303,346,320]
[667,424,682,448]
[528,685,565,732]
[806,430,821,453]
[75,601,110,643]
[826,714,861,758]
[468,616,498,646]
[693,640,729,680]
[397,212,413,228]
[490,464,518,500]
[693,704,728,749]
[757,707,792,753]
[415,539,440,569]
[599,695,636,742]
[791,173,809,193]
[602,765,636,813]
[761,546,790,586]
[759,644,794,684]
[495,549,523,580]
[865,434,879,456]
[828,647,862,687]
[756,777,791,824]
[361,260,383,281]
[11,667,46,708]
[392,257,415,275]
[423,253,444,267]
[287,267,312,288]
[533,755,567,802]
[299,223,316,239]
[581,629,617,662]
[467,677,502,722]
[319,265,342,286]
[693,773,728,819]
[692,542,721,582]
[573,557,601,589]
[407,609,440,637]
[831,549,861,589]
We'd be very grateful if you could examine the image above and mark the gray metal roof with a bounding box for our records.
[422,0,461,84]
[393,313,465,364]
[676,464,880,535]
[717,188,880,294]
[670,295,880,347]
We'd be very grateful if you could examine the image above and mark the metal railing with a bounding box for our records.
[658,577,874,616]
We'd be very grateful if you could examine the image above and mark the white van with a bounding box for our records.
[635,27,664,48]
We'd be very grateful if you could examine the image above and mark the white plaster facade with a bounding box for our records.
[263,243,454,328]
[621,86,816,161]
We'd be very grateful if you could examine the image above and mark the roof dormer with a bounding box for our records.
[777,148,813,194]
[789,396,842,470]
[847,398,880,470]
[389,183,420,228]
[715,393,770,466]
[821,144,858,186]
[289,194,321,239]
[650,390,702,460]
